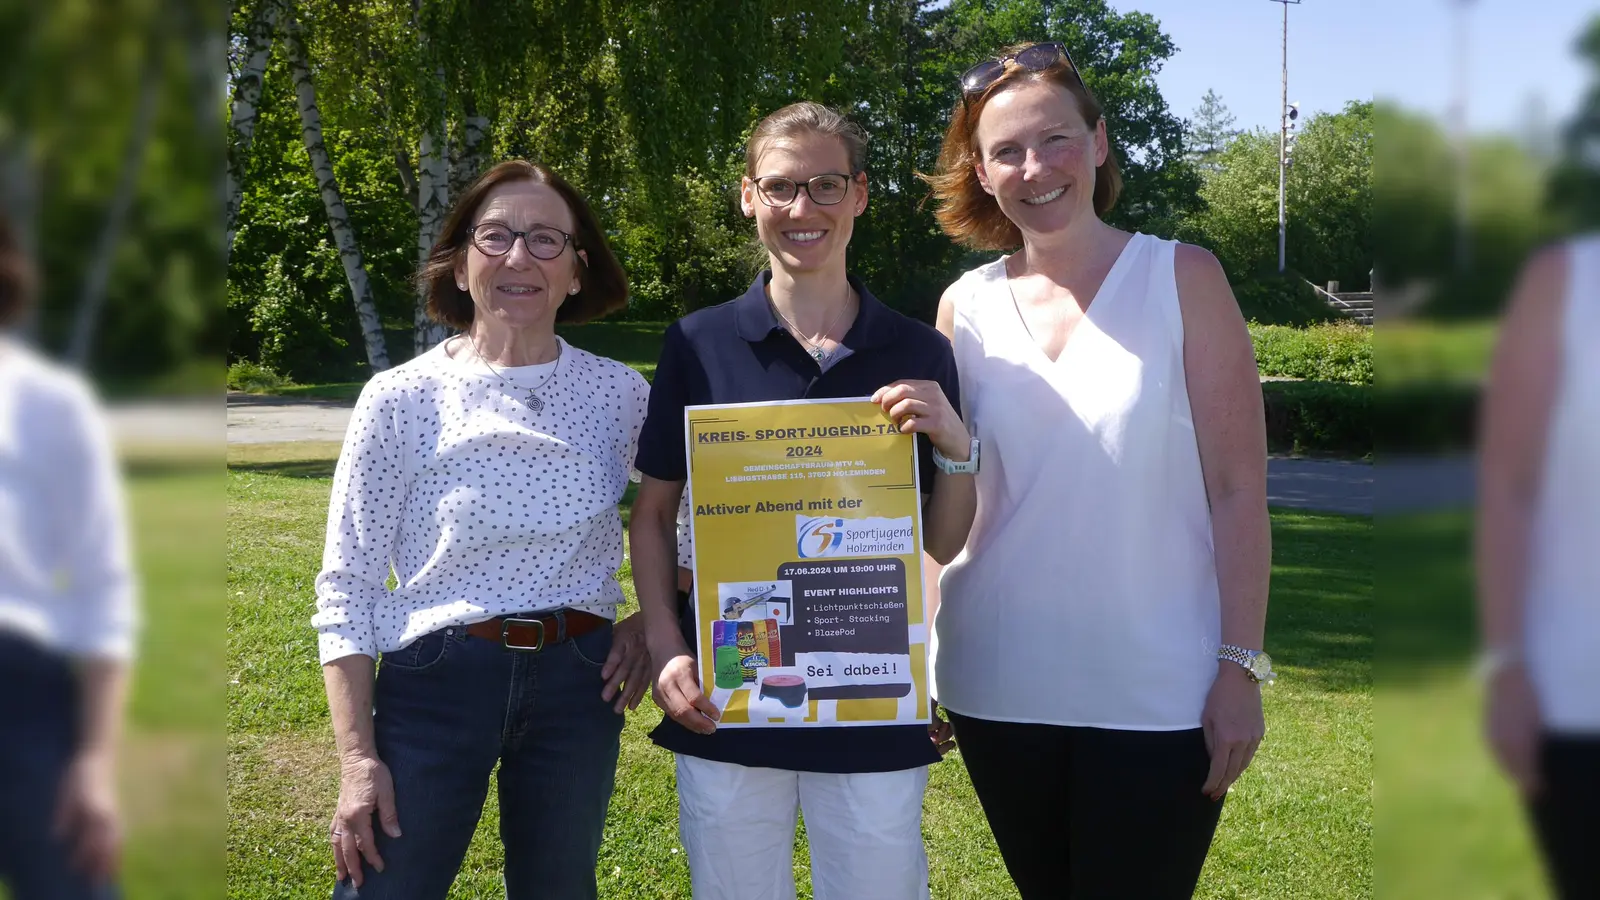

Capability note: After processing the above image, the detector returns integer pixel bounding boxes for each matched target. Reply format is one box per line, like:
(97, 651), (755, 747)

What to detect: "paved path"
(224, 393), (354, 444)
(1375, 455), (1475, 514)
(1265, 457), (1372, 516)
(219, 393), (1404, 514)
(108, 400), (220, 448)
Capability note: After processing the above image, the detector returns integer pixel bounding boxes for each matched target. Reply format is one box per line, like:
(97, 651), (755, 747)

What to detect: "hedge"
(1262, 381), (1371, 458)
(1257, 380), (1477, 458)
(1250, 322), (1372, 385)
(1374, 381), (1479, 454)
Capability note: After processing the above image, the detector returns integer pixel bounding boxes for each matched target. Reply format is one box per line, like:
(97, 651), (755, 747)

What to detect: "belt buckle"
(500, 617), (547, 652)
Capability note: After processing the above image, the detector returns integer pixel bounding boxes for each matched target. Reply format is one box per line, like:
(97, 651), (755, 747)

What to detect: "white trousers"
(674, 754), (931, 900)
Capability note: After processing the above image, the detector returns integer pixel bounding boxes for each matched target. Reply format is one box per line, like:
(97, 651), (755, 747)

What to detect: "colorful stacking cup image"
(711, 621), (744, 689)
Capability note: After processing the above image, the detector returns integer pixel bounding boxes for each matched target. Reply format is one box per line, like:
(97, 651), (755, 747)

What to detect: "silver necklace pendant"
(811, 346), (828, 362)
(466, 334), (561, 414)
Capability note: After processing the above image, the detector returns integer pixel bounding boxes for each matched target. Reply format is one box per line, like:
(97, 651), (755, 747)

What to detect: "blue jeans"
(332, 618), (625, 900)
(0, 633), (118, 900)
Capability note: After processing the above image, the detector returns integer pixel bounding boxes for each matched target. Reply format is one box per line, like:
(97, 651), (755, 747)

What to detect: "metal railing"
(1304, 280), (1373, 324)
(1305, 280), (1357, 312)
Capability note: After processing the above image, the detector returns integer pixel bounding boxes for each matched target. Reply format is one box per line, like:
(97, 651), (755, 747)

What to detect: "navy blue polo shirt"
(635, 271), (960, 774)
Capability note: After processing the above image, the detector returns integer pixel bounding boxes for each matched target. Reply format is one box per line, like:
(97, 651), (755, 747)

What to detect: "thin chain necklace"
(468, 336), (562, 412)
(772, 289), (855, 363)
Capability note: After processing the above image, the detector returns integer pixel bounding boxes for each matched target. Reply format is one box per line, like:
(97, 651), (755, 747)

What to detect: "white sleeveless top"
(1525, 234), (1600, 734)
(930, 233), (1221, 729)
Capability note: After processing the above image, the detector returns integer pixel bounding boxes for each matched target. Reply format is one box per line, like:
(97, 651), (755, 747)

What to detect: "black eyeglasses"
(751, 173), (854, 208)
(959, 42), (1087, 99)
(468, 223), (575, 260)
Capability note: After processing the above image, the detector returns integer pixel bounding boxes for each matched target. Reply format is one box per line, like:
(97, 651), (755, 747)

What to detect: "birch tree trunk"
(185, 0), (228, 270)
(393, 141), (418, 213)
(66, 62), (160, 366)
(448, 102), (488, 201)
(225, 0), (279, 264)
(410, 103), (487, 357)
(412, 64), (452, 357)
(284, 13), (390, 371)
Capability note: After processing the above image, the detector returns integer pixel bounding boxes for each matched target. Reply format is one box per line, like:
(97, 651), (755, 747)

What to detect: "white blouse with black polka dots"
(312, 338), (650, 665)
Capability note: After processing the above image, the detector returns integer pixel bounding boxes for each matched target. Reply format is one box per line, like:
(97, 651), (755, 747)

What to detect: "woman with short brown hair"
(417, 159), (630, 329)
(315, 160), (651, 899)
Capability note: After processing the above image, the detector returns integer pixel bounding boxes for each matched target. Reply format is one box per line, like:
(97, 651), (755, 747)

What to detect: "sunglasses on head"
(959, 42), (1087, 100)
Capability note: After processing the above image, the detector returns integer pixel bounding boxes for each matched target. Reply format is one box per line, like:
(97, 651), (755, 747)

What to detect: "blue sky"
(1119, 0), (1595, 136)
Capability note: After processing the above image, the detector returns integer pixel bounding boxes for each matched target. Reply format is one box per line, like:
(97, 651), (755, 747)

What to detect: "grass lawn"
(225, 442), (1371, 898)
(1375, 512), (1550, 899)
(111, 453), (226, 899)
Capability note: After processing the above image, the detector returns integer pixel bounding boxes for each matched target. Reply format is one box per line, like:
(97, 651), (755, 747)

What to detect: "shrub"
(1375, 382), (1479, 454)
(226, 360), (290, 393)
(1251, 322), (1373, 385)
(248, 254), (365, 383)
(1262, 381), (1371, 457)
(1232, 274), (1342, 326)
(1375, 319), (1497, 385)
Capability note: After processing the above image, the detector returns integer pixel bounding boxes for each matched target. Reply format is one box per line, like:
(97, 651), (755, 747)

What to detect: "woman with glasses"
(924, 43), (1271, 898)
(313, 159), (654, 899)
(629, 101), (975, 900)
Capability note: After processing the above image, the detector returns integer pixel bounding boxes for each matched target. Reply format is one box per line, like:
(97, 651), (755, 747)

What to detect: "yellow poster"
(685, 398), (931, 728)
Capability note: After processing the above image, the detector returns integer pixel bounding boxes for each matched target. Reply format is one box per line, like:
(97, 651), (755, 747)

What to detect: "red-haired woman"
(925, 43), (1272, 899)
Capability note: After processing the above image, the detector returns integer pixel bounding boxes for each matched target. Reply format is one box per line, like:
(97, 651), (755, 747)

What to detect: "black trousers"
(1531, 735), (1600, 900)
(947, 711), (1224, 900)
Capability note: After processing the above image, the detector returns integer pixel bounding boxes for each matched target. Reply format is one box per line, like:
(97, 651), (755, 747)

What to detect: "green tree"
(1183, 101), (1372, 292)
(5, 0), (224, 385)
(1546, 13), (1600, 231)
(1186, 88), (1237, 169)
(228, 46), (417, 382)
(1374, 104), (1554, 318)
(225, 0), (1208, 376)
(1180, 129), (1279, 283)
(1287, 100), (1372, 290)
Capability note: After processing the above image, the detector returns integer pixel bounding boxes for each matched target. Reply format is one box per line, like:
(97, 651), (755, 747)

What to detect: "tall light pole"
(1451, 0), (1475, 273)
(1270, 0), (1302, 274)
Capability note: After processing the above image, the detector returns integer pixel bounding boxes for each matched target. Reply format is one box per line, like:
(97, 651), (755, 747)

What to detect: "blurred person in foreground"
(312, 160), (654, 899)
(1478, 235), (1600, 899)
(0, 213), (135, 898)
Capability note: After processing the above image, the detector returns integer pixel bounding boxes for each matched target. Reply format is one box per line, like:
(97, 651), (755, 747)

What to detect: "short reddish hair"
(417, 160), (628, 329)
(0, 214), (34, 328)
(926, 43), (1123, 250)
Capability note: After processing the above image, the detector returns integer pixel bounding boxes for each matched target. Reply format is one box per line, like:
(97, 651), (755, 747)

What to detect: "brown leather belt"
(463, 609), (609, 652)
